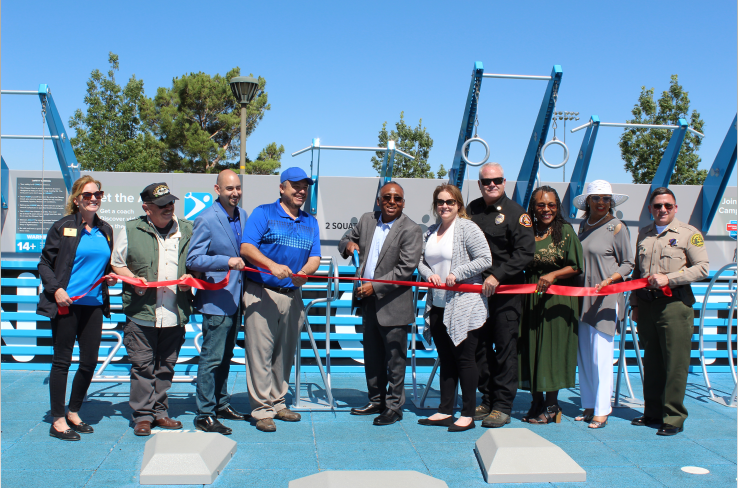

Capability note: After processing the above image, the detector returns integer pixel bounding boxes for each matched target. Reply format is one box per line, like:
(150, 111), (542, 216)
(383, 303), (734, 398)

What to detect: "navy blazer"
(186, 202), (247, 316)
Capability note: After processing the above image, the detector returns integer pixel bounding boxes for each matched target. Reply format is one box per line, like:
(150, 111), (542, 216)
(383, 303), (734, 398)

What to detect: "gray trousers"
(243, 281), (304, 420)
(123, 319), (185, 423)
(362, 298), (407, 414)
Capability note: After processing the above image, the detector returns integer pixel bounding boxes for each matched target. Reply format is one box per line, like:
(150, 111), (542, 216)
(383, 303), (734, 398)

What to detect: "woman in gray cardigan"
(573, 180), (634, 429)
(417, 184), (492, 432)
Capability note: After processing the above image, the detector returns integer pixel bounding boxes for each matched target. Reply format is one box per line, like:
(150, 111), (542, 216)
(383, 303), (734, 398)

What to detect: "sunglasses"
(589, 195), (612, 203)
(79, 191), (104, 201)
(435, 199), (457, 207)
(652, 203), (675, 210)
(536, 203), (558, 210)
(480, 177), (504, 187)
(381, 194), (404, 203)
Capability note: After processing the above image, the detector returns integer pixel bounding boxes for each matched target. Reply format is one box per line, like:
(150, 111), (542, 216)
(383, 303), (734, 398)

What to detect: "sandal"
(588, 419), (607, 429)
(528, 405), (562, 425)
(522, 401), (544, 423)
(575, 411), (594, 423)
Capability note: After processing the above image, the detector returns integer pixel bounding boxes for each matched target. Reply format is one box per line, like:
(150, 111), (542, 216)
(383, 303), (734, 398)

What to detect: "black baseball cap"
(141, 183), (179, 206)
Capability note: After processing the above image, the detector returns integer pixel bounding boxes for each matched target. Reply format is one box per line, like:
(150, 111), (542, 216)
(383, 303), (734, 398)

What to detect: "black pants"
(475, 293), (521, 415)
(362, 298), (408, 414)
(430, 307), (481, 417)
(49, 305), (104, 418)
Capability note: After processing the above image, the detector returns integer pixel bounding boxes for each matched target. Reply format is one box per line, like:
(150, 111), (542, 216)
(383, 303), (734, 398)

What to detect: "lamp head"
(229, 76), (259, 105)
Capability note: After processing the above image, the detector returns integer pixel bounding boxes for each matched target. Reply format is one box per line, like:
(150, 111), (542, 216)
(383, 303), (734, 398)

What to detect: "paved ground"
(1, 370), (736, 487)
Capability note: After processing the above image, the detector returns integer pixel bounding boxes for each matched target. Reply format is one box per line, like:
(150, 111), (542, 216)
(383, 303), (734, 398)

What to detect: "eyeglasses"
(536, 203), (558, 210)
(381, 194), (404, 203)
(652, 203), (675, 210)
(79, 191), (104, 201)
(480, 177), (504, 187)
(589, 195), (612, 203)
(154, 201), (174, 209)
(435, 199), (457, 207)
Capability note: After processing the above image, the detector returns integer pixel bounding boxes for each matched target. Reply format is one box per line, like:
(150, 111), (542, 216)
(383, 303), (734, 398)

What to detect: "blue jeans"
(196, 312), (241, 417)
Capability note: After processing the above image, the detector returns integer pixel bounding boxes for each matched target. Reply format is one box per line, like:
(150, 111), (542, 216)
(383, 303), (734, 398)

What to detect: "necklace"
(534, 225), (551, 238)
(586, 214), (608, 227)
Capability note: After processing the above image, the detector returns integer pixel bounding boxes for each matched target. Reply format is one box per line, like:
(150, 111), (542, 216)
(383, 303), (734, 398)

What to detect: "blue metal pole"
(513, 65), (563, 209)
(38, 84), (80, 192)
(308, 138), (320, 215)
(1, 156), (9, 209)
(701, 115), (738, 232)
(649, 118), (689, 193)
(567, 116), (600, 218)
(448, 62), (484, 191)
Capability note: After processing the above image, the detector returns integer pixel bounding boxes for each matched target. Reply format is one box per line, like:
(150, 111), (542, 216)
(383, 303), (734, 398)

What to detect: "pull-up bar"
(291, 138), (414, 215)
(1, 135), (60, 140)
(482, 73), (552, 81)
(571, 120), (705, 139)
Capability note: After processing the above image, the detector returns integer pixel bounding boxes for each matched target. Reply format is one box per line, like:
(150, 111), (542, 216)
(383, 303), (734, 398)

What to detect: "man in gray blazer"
(186, 170), (249, 434)
(339, 182), (423, 425)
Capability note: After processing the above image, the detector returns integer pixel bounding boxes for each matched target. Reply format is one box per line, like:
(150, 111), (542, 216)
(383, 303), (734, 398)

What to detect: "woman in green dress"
(519, 186), (583, 424)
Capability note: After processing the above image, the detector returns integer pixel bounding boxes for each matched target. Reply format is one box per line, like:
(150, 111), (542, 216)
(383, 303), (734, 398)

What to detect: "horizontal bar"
(1, 90), (39, 95)
(571, 122), (705, 138)
(291, 146), (312, 156)
(1, 135), (59, 140)
(482, 73), (551, 80)
(688, 127), (706, 138)
(292, 145), (415, 159)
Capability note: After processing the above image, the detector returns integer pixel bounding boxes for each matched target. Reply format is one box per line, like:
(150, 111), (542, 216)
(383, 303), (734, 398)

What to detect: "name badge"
(63, 228), (78, 237)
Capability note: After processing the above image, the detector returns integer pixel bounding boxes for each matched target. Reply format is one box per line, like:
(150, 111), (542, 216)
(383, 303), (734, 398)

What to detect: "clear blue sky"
(2, 0), (736, 185)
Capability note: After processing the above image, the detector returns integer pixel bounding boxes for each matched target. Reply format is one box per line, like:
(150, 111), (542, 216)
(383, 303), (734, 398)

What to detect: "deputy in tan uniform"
(630, 187), (709, 436)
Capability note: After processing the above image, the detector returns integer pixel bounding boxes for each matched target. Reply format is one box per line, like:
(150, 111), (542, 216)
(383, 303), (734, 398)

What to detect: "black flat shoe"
(195, 416), (232, 435)
(656, 423), (683, 436)
(49, 425), (80, 441)
(215, 405), (249, 421)
(67, 419), (94, 434)
(631, 415), (660, 426)
(448, 420), (476, 432)
(373, 409), (402, 426)
(418, 416), (455, 427)
(351, 403), (384, 416)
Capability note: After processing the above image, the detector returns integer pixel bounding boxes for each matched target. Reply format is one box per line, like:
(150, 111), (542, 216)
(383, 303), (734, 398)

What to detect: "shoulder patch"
(690, 233), (704, 247)
(519, 214), (532, 227)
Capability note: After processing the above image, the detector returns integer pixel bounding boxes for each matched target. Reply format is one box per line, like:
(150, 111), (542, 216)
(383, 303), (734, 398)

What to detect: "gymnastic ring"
(539, 139), (569, 169)
(460, 137), (490, 167)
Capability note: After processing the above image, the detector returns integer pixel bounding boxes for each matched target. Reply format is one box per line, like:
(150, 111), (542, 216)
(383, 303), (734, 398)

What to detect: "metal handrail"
(698, 263), (738, 403)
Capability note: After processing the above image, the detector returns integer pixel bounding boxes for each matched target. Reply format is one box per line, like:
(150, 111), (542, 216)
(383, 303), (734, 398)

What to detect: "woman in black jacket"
(37, 176), (116, 441)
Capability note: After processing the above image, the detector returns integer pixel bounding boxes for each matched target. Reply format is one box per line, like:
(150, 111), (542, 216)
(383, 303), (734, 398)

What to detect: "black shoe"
(656, 423), (683, 436)
(49, 425), (80, 441)
(67, 417), (94, 434)
(215, 405), (249, 421)
(473, 404), (491, 421)
(448, 420), (476, 432)
(631, 415), (661, 426)
(373, 409), (402, 426)
(195, 416), (232, 435)
(351, 403), (384, 416)
(418, 416), (455, 427)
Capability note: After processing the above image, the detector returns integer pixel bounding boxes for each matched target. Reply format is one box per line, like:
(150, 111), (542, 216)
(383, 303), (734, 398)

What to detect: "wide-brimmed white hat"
(572, 180), (629, 210)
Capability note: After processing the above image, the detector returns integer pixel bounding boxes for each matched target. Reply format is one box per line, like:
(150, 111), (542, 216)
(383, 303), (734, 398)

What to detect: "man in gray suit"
(339, 182), (423, 425)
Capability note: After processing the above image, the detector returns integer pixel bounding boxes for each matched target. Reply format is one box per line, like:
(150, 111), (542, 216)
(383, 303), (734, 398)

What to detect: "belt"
(260, 282), (297, 295)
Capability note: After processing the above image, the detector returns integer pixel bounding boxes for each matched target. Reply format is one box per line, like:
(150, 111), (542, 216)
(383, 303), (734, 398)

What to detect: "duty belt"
(260, 283), (297, 295)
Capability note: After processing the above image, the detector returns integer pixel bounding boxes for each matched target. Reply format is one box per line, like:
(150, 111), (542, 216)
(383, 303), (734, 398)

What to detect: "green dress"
(518, 224), (583, 392)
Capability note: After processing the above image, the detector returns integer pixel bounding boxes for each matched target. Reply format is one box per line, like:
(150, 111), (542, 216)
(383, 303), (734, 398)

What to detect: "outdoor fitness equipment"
(291, 138), (414, 215)
(448, 62), (563, 210)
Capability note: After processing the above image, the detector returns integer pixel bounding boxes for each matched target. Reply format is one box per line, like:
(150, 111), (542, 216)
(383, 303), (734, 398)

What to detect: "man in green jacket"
(111, 183), (194, 436)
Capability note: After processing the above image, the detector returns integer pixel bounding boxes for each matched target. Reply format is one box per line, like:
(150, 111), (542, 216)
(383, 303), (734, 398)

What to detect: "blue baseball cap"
(280, 167), (314, 185)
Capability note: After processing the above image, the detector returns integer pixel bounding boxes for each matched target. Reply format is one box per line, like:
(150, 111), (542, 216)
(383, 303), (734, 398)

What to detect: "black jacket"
(37, 213), (114, 319)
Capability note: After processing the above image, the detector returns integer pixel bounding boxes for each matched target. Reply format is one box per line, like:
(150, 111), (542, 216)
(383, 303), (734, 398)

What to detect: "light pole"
(554, 111), (580, 181)
(229, 76), (260, 175)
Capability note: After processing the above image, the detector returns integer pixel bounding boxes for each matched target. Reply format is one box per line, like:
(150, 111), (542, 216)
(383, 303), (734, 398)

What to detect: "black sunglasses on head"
(480, 177), (504, 187)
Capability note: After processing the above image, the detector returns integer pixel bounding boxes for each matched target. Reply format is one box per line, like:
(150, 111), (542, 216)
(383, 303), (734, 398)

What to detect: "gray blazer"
(418, 217), (492, 346)
(339, 212), (423, 327)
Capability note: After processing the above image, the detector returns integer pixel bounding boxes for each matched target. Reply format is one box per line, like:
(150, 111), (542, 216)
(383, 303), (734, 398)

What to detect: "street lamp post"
(229, 76), (260, 175)
(553, 111), (580, 181)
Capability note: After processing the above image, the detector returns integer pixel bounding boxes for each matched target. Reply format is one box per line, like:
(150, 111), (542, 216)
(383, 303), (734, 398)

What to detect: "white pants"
(577, 322), (614, 416)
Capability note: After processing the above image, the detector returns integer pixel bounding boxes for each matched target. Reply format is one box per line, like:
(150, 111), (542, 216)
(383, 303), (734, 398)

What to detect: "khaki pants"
(243, 280), (304, 419)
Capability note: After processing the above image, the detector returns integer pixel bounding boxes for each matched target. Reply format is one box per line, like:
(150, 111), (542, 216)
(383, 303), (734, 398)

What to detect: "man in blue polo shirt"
(240, 167), (321, 432)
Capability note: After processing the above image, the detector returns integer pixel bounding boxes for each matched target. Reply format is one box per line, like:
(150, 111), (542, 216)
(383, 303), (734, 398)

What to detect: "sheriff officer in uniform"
(468, 162), (535, 428)
(630, 187), (709, 436)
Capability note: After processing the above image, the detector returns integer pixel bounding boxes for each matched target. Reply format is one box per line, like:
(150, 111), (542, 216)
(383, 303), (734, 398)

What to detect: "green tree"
(619, 75), (706, 185)
(69, 53), (162, 172)
(146, 68), (271, 173)
(436, 164), (448, 179)
(371, 112), (435, 178)
(244, 142), (284, 175)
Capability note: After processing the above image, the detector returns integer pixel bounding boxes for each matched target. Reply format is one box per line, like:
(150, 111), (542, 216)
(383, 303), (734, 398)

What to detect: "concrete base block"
(474, 428), (586, 483)
(140, 432), (237, 485)
(289, 470), (448, 487)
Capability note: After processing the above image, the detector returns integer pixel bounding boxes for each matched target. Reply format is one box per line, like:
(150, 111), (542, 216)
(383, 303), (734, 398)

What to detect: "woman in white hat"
(573, 180), (634, 429)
